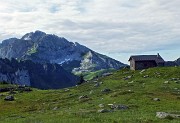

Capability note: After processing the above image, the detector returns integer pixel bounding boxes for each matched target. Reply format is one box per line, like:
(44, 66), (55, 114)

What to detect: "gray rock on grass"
(153, 98), (160, 101)
(156, 112), (180, 119)
(98, 109), (111, 113)
(164, 81), (169, 84)
(98, 104), (105, 108)
(79, 95), (88, 100)
(110, 104), (128, 110)
(94, 83), (100, 87)
(101, 88), (111, 93)
(4, 95), (14, 101)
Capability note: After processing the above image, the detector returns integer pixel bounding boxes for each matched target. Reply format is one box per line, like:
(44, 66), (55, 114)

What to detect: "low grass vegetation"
(0, 67), (179, 123)
(74, 68), (115, 81)
(27, 44), (37, 55)
(82, 69), (115, 80)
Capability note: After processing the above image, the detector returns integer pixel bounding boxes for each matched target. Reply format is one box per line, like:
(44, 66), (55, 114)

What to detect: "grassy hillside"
(0, 67), (179, 123)
(78, 68), (115, 81)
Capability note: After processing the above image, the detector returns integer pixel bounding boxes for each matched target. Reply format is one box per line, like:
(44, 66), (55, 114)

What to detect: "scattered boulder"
(0, 87), (13, 92)
(170, 78), (180, 81)
(153, 98), (160, 101)
(52, 107), (58, 111)
(79, 95), (88, 100)
(94, 83), (100, 87)
(175, 81), (180, 84)
(18, 85), (26, 89)
(110, 104), (128, 110)
(9, 91), (16, 94)
(98, 109), (111, 113)
(155, 72), (161, 75)
(140, 69), (146, 74)
(143, 75), (149, 78)
(89, 90), (93, 94)
(99, 82), (103, 84)
(101, 88), (111, 93)
(156, 112), (180, 119)
(0, 94), (4, 96)
(156, 112), (169, 119)
(127, 76), (132, 79)
(164, 81), (169, 84)
(128, 90), (133, 93)
(107, 104), (114, 106)
(17, 87), (32, 92)
(98, 104), (105, 108)
(24, 87), (32, 92)
(124, 75), (133, 80)
(174, 88), (178, 90)
(4, 95), (14, 101)
(93, 81), (98, 83)
(128, 81), (134, 84)
(64, 88), (70, 92)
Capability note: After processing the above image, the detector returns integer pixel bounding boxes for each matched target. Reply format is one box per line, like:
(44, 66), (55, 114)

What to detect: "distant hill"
(0, 30), (126, 73)
(0, 58), (78, 89)
(165, 57), (180, 66)
(175, 58), (180, 65)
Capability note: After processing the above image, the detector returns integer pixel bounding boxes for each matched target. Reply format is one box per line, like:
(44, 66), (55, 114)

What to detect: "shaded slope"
(0, 58), (78, 89)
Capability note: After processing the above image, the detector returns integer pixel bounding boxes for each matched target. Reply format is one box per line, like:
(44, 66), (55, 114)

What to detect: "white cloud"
(0, 0), (180, 61)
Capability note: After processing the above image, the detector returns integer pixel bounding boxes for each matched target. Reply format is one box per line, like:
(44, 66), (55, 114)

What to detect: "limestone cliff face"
(0, 58), (78, 89)
(0, 31), (126, 73)
(0, 69), (31, 86)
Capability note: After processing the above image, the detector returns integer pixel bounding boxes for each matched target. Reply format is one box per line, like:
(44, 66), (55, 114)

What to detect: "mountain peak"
(34, 30), (46, 36)
(21, 30), (46, 41)
(0, 31), (126, 73)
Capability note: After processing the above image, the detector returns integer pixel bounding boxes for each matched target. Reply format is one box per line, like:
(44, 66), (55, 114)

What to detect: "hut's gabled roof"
(128, 54), (165, 63)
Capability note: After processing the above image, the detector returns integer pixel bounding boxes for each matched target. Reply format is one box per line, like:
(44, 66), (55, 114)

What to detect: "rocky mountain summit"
(175, 58), (180, 65)
(0, 58), (78, 89)
(0, 30), (126, 73)
(165, 57), (180, 67)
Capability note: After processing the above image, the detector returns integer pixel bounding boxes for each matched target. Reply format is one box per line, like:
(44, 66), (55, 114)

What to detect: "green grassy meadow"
(0, 67), (180, 123)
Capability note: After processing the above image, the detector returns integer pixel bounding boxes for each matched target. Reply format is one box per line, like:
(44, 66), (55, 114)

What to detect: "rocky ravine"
(0, 30), (126, 73)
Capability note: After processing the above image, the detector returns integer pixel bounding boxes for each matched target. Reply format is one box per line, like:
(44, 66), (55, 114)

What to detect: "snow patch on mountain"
(23, 33), (32, 41)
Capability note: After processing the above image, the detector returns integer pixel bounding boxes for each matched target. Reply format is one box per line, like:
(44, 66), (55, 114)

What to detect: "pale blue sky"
(0, 0), (179, 64)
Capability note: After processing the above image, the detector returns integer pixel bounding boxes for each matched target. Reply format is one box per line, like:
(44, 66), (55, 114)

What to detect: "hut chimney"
(157, 53), (160, 58)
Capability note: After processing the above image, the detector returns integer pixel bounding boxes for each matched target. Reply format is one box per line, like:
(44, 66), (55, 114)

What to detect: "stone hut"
(128, 53), (165, 70)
